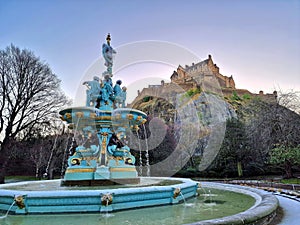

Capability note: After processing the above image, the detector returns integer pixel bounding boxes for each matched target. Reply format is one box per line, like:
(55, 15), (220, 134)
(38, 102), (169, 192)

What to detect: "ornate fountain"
(59, 34), (147, 185)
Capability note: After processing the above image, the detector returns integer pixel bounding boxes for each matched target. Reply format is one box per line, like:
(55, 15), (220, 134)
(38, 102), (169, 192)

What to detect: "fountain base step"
(61, 178), (140, 186)
(94, 166), (110, 180)
(62, 164), (140, 186)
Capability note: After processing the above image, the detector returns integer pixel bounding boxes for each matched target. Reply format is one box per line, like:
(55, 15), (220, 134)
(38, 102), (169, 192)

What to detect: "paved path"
(275, 194), (300, 225)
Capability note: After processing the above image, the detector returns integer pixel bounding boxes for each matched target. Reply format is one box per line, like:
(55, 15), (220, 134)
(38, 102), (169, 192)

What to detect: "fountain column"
(98, 132), (109, 166)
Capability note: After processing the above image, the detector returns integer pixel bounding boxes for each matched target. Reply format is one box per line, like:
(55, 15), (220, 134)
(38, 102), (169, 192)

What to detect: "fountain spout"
(14, 195), (25, 209)
(173, 187), (188, 205)
(101, 193), (113, 206)
(173, 187), (181, 199)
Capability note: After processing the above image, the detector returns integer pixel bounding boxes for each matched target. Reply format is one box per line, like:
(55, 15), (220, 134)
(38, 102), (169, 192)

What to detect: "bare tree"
(276, 89), (300, 114)
(29, 140), (46, 179)
(27, 132), (71, 180)
(244, 90), (300, 176)
(43, 124), (72, 180)
(0, 45), (70, 183)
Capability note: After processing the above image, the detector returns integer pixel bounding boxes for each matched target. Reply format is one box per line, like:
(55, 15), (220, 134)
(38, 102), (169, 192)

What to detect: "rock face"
(129, 56), (279, 174)
(131, 91), (237, 174)
(191, 93), (237, 171)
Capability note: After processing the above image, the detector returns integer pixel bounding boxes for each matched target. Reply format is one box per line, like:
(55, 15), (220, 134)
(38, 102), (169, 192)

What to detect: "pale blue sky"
(1, 0), (299, 102)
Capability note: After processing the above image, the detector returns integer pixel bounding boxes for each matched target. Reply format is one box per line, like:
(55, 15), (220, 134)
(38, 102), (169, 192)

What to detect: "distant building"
(130, 55), (277, 106)
(170, 54), (235, 91)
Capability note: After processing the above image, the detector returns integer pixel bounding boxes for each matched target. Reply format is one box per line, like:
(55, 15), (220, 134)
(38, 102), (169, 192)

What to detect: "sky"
(1, 0), (299, 104)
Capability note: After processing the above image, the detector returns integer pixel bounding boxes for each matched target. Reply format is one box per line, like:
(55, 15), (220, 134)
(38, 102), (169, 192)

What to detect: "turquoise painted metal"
(59, 34), (148, 185)
(59, 107), (147, 185)
(0, 177), (198, 214)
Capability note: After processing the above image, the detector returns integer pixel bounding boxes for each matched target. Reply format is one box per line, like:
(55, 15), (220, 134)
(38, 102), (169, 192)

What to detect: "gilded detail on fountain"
(173, 188), (181, 199)
(101, 193), (113, 206)
(14, 195), (25, 209)
(59, 34), (147, 186)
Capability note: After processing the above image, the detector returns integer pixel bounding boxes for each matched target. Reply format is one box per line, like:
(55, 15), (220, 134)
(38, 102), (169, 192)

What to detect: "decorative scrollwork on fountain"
(106, 128), (135, 165)
(65, 113), (72, 119)
(71, 158), (81, 166)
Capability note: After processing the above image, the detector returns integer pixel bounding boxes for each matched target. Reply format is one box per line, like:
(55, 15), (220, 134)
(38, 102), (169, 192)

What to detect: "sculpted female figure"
(102, 33), (116, 75)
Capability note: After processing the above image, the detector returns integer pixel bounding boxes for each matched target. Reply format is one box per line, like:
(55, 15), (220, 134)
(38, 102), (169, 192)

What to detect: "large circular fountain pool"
(0, 179), (278, 225)
(1, 187), (255, 225)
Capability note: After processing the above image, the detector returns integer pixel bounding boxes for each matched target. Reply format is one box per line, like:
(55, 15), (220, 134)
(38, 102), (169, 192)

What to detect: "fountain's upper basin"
(59, 107), (147, 130)
(0, 177), (197, 215)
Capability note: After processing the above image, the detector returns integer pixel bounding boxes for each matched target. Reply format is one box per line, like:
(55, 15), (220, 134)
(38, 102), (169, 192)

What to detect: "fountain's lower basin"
(0, 177), (197, 214)
(0, 181), (279, 225)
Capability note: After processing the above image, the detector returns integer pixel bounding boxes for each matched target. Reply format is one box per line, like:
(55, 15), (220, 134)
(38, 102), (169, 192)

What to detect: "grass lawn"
(4, 175), (58, 183)
(280, 178), (300, 184)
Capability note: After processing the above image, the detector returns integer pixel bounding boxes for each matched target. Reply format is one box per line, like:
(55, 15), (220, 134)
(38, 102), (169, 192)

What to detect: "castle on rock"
(131, 55), (277, 105)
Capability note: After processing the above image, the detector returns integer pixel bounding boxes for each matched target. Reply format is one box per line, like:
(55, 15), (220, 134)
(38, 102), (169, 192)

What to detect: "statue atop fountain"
(59, 34), (147, 186)
(102, 33), (116, 76)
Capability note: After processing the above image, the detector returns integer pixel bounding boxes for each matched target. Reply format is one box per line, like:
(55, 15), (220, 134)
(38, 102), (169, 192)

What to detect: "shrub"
(242, 93), (251, 100)
(143, 96), (151, 102)
(231, 91), (241, 101)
